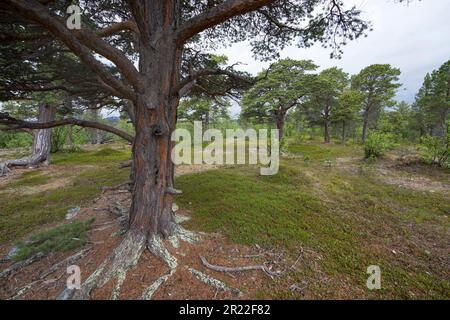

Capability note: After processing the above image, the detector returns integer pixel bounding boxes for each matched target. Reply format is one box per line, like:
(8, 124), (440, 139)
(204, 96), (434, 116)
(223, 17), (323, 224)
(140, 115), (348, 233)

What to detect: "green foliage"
(363, 132), (396, 159)
(377, 101), (416, 141)
(116, 119), (135, 136)
(242, 59), (317, 125)
(413, 60), (450, 138)
(8, 171), (50, 188)
(13, 218), (95, 261)
(352, 64), (401, 107)
(352, 64), (401, 140)
(420, 135), (449, 168)
(0, 131), (32, 148)
(178, 97), (230, 126)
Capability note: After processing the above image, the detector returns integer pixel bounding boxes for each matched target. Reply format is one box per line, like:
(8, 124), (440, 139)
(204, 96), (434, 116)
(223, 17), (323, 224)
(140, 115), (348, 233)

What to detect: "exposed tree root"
(119, 160), (132, 169)
(188, 267), (241, 296)
(0, 154), (49, 176)
(6, 248), (92, 300)
(8, 279), (42, 300)
(0, 162), (12, 176)
(141, 224), (196, 300)
(39, 248), (91, 279)
(62, 212), (245, 300)
(200, 255), (283, 277)
(0, 252), (45, 280)
(71, 230), (146, 300)
(101, 181), (131, 193)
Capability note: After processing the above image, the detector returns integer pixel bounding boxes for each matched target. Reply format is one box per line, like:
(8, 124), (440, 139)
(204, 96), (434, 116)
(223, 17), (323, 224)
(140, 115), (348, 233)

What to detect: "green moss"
(13, 218), (95, 261)
(52, 146), (130, 165)
(7, 170), (50, 187)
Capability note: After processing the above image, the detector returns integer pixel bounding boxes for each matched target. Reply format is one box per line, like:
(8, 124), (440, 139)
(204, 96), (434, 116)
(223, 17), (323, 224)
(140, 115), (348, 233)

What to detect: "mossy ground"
(0, 144), (130, 243)
(176, 140), (449, 299)
(0, 141), (448, 299)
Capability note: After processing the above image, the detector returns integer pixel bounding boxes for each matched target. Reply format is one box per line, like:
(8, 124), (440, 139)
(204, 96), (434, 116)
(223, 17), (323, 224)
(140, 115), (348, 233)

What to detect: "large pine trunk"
(127, 1), (181, 240)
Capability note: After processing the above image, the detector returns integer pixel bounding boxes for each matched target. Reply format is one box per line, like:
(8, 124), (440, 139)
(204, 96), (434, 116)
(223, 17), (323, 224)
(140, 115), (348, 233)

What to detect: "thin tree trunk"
(362, 111), (369, 144)
(275, 110), (285, 142)
(0, 104), (55, 174)
(89, 108), (102, 144)
(341, 121), (346, 144)
(66, 125), (73, 147)
(324, 120), (331, 144)
(31, 104), (55, 165)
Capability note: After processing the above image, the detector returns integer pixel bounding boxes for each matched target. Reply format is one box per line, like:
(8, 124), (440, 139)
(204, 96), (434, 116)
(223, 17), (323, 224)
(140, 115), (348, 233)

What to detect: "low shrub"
(419, 135), (449, 168)
(364, 132), (396, 159)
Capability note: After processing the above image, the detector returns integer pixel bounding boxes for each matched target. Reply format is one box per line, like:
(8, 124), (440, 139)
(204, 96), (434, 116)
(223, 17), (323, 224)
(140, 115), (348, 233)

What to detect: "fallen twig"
(199, 255), (283, 277)
(39, 247), (92, 279)
(0, 252), (45, 280)
(102, 181), (131, 193)
(119, 161), (132, 169)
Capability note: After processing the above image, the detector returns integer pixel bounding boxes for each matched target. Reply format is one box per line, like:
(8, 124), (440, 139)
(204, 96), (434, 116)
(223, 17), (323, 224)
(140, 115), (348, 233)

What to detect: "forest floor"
(0, 141), (448, 299)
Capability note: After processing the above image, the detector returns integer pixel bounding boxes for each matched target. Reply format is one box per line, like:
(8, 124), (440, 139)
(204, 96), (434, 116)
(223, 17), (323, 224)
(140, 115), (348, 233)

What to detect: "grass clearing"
(0, 144), (130, 243)
(176, 141), (450, 299)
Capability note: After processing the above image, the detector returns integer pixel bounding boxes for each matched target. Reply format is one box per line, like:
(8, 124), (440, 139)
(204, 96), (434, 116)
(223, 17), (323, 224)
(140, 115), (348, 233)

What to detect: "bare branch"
(175, 0), (274, 44)
(96, 20), (139, 38)
(0, 113), (134, 143)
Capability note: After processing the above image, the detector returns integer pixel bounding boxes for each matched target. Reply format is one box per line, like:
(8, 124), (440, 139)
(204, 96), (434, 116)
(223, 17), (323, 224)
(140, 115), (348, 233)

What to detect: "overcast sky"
(212, 0), (450, 115)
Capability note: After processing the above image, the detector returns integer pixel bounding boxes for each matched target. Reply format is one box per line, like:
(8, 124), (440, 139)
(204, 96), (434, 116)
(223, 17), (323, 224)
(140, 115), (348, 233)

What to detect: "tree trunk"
(66, 125), (73, 147)
(341, 121), (346, 144)
(439, 108), (448, 139)
(275, 110), (285, 142)
(127, 1), (182, 240)
(362, 111), (369, 144)
(31, 104), (55, 165)
(324, 120), (331, 144)
(89, 108), (102, 144)
(0, 104), (55, 175)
